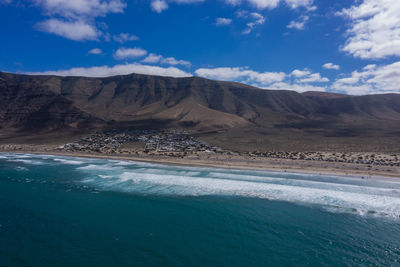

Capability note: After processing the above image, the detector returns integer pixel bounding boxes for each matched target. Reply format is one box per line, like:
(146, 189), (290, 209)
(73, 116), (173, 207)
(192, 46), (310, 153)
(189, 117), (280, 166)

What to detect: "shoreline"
(1, 149), (400, 180)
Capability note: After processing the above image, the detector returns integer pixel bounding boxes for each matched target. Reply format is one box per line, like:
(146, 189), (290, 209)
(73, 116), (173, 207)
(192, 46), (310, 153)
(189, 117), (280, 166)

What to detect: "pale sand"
(1, 145), (399, 179)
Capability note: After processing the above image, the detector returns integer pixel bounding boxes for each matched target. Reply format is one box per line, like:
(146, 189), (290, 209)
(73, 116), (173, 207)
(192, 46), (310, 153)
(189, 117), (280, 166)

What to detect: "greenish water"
(1, 153), (400, 266)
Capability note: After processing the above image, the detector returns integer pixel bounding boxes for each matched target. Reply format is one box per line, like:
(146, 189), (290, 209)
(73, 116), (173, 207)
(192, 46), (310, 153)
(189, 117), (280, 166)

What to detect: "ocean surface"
(1, 153), (400, 266)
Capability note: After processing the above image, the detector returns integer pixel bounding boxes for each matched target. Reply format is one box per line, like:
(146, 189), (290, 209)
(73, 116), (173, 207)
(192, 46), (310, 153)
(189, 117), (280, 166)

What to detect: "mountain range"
(1, 71), (400, 152)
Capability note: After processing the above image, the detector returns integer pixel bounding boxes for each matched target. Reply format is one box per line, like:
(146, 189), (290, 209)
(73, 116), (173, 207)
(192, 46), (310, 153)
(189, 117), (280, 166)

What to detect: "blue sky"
(0, 0), (400, 95)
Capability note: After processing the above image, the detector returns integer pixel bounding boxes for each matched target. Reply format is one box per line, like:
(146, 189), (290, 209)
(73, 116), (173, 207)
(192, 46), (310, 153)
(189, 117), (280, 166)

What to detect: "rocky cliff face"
(1, 71), (400, 134)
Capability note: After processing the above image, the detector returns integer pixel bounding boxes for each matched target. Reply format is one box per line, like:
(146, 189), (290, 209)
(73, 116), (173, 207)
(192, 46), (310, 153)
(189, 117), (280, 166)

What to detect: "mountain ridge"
(1, 71), (400, 152)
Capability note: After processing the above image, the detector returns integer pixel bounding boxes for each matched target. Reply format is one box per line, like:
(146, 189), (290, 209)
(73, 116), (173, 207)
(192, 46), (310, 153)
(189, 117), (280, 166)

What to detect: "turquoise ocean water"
(1, 153), (400, 266)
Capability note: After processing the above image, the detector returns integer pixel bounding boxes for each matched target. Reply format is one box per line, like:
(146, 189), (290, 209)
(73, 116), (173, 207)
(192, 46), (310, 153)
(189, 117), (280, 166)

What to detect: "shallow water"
(1, 153), (399, 266)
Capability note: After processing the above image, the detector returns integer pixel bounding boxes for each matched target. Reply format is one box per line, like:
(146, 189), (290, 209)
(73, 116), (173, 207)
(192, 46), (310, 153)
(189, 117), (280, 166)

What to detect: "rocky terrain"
(245, 151), (400, 167)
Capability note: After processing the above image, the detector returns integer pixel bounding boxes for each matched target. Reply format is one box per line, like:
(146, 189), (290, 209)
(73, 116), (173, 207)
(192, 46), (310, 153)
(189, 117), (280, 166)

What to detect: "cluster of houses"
(57, 129), (223, 154)
(58, 130), (136, 153)
(141, 131), (222, 153)
(55, 129), (399, 167)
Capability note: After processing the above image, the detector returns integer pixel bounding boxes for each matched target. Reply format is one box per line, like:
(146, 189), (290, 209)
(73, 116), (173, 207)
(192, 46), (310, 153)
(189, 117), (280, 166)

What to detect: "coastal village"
(57, 130), (224, 155)
(52, 129), (400, 168)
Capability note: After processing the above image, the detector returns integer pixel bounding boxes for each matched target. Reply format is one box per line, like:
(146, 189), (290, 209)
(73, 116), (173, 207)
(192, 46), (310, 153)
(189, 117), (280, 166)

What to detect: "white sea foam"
(6, 159), (45, 165)
(77, 162), (400, 218)
(98, 175), (114, 179)
(2, 153), (400, 218)
(52, 158), (85, 165)
(77, 164), (125, 171)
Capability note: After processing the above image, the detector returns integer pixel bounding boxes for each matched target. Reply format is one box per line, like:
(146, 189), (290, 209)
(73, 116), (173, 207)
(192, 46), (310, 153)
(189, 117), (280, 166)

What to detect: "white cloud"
(287, 15), (309, 30)
(339, 0), (400, 59)
(36, 19), (99, 41)
(241, 12), (266, 34)
(150, 0), (204, 13)
(290, 69), (311, 77)
(31, 0), (126, 18)
(173, 0), (204, 3)
(114, 47), (147, 59)
(215, 18), (232, 26)
(247, 0), (280, 9)
(151, 0), (168, 13)
(323, 63), (340, 70)
(195, 67), (286, 85)
(195, 66), (329, 92)
(297, 73), (329, 83)
(161, 57), (191, 67)
(331, 61), (400, 94)
(142, 53), (163, 64)
(226, 0), (313, 9)
(147, 0), (314, 14)
(113, 33), (139, 43)
(290, 69), (329, 83)
(88, 48), (102, 55)
(142, 53), (191, 67)
(284, 0), (313, 9)
(26, 63), (192, 78)
(31, 0), (126, 41)
(266, 82), (326, 92)
(225, 0), (241, 5)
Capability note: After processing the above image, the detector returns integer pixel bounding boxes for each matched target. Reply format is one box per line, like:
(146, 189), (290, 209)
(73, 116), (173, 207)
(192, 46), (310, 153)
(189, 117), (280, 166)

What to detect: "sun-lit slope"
(151, 97), (250, 131)
(1, 71), (400, 136)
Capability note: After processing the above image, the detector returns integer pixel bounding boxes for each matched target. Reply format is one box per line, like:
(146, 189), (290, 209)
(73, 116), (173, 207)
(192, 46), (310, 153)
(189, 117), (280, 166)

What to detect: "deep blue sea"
(1, 153), (400, 266)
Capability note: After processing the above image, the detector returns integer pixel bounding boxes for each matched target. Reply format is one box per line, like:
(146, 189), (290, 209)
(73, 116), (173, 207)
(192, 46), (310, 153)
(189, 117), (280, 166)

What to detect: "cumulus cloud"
(173, 0), (204, 3)
(148, 0), (314, 14)
(290, 69), (311, 77)
(339, 0), (400, 59)
(297, 73), (329, 83)
(323, 63), (340, 70)
(284, 0), (313, 9)
(151, 0), (168, 13)
(141, 54), (163, 64)
(141, 53), (191, 67)
(195, 66), (329, 92)
(150, 0), (204, 13)
(88, 48), (102, 55)
(226, 0), (313, 9)
(247, 0), (280, 9)
(287, 15), (309, 30)
(290, 69), (329, 83)
(26, 63), (192, 78)
(31, 0), (126, 41)
(225, 0), (241, 5)
(114, 47), (147, 59)
(331, 61), (400, 95)
(31, 0), (126, 18)
(215, 18), (232, 26)
(266, 82), (326, 92)
(113, 33), (139, 43)
(237, 11), (266, 34)
(195, 67), (286, 85)
(161, 57), (191, 67)
(36, 19), (99, 41)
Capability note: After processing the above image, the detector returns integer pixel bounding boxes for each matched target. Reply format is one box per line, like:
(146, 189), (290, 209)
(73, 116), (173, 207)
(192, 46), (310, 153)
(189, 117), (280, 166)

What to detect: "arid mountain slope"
(1, 71), (400, 151)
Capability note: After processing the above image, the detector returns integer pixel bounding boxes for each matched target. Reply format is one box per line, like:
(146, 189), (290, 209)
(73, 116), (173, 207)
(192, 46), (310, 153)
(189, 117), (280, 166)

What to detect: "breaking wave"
(75, 158), (400, 219)
(2, 152), (400, 218)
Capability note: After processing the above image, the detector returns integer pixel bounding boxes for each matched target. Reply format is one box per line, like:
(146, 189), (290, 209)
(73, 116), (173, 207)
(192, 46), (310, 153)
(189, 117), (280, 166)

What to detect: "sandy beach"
(1, 144), (399, 179)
